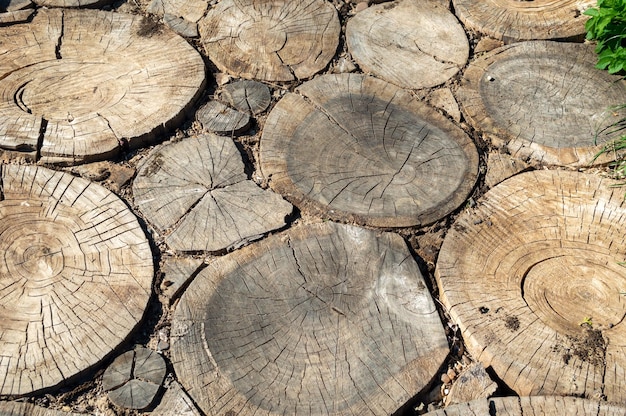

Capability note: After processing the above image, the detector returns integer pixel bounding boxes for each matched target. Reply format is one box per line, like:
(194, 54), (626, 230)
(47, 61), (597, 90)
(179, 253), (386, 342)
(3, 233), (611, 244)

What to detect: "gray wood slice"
(103, 347), (167, 410)
(196, 101), (250, 135)
(435, 170), (626, 402)
(0, 9), (205, 165)
(457, 41), (626, 167)
(346, 0), (468, 89)
(0, 402), (82, 415)
(425, 396), (626, 416)
(133, 134), (293, 252)
(199, 0), (340, 81)
(170, 221), (449, 416)
(152, 380), (202, 416)
(0, 164), (153, 396)
(260, 73), (479, 227)
(451, 0), (595, 42)
(222, 80), (271, 115)
(160, 257), (205, 304)
(148, 0), (207, 37)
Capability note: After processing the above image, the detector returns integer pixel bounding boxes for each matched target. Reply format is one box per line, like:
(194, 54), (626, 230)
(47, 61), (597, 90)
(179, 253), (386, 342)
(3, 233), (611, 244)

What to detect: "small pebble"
(441, 373), (451, 384)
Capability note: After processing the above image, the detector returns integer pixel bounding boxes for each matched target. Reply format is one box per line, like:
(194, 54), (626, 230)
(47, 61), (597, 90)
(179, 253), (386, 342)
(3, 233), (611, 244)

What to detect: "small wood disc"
(196, 101), (250, 135)
(260, 73), (479, 227)
(0, 9), (205, 165)
(346, 0), (469, 89)
(199, 0), (340, 81)
(0, 164), (153, 396)
(457, 41), (626, 167)
(436, 170), (626, 401)
(451, 0), (594, 42)
(222, 80), (271, 115)
(171, 221), (449, 415)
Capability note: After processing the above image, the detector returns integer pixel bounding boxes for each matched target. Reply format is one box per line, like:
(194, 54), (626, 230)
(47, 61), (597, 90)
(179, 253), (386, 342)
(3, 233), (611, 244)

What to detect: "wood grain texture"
(457, 41), (626, 167)
(133, 134), (292, 252)
(196, 101), (250, 135)
(199, 0), (340, 81)
(152, 380), (202, 416)
(435, 170), (626, 401)
(148, 0), (207, 37)
(171, 221), (449, 416)
(0, 9), (205, 165)
(260, 73), (479, 227)
(346, 0), (468, 89)
(0, 164), (153, 396)
(222, 80), (271, 115)
(0, 401), (82, 415)
(451, 0), (595, 42)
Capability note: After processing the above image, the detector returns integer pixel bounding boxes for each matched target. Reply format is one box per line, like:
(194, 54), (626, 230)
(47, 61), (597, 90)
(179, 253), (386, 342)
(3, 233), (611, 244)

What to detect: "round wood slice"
(170, 221), (449, 416)
(435, 170), (626, 401)
(0, 164), (153, 396)
(199, 0), (340, 81)
(196, 101), (250, 135)
(0, 9), (205, 165)
(133, 134), (293, 252)
(0, 401), (82, 415)
(346, 0), (468, 89)
(424, 396), (626, 416)
(260, 73), (479, 227)
(451, 0), (595, 42)
(148, 0), (207, 37)
(457, 41), (626, 167)
(222, 80), (271, 115)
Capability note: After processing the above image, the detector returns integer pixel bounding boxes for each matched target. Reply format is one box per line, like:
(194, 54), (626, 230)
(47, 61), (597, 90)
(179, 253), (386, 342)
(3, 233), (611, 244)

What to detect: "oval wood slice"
(0, 164), (153, 396)
(435, 170), (626, 401)
(148, 0), (207, 37)
(346, 0), (468, 89)
(451, 0), (594, 42)
(199, 0), (340, 81)
(170, 221), (449, 416)
(424, 396), (626, 416)
(457, 41), (626, 167)
(260, 73), (479, 227)
(196, 101), (250, 135)
(0, 9), (205, 165)
(133, 134), (293, 252)
(222, 80), (271, 115)
(0, 401), (82, 415)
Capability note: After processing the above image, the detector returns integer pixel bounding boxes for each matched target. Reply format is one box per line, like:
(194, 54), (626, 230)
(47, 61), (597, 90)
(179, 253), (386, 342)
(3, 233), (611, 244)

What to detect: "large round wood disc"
(346, 0), (468, 89)
(424, 396), (626, 416)
(457, 41), (626, 167)
(198, 0), (340, 81)
(0, 164), (153, 396)
(260, 73), (479, 227)
(0, 9), (205, 165)
(435, 170), (626, 401)
(451, 0), (594, 42)
(171, 221), (449, 415)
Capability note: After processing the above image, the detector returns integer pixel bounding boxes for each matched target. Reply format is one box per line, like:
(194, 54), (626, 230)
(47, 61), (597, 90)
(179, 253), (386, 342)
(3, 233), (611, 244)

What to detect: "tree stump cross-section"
(0, 164), (153, 396)
(170, 221), (449, 415)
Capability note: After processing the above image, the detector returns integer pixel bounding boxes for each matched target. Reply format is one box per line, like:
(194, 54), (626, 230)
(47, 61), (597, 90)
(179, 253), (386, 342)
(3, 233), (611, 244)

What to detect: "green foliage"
(584, 0), (626, 73)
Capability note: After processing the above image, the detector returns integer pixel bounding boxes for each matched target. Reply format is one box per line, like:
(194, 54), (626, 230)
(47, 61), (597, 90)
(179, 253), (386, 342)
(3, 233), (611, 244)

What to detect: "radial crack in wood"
(170, 221), (449, 415)
(0, 9), (205, 165)
(133, 134), (293, 252)
(452, 0), (595, 42)
(457, 41), (626, 167)
(0, 164), (153, 396)
(435, 170), (626, 401)
(222, 80), (272, 115)
(260, 73), (479, 227)
(196, 101), (251, 135)
(346, 0), (468, 89)
(199, 0), (340, 81)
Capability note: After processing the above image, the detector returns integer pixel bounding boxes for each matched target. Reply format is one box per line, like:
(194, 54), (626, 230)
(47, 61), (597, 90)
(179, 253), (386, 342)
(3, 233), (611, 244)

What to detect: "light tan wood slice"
(148, 0), (207, 37)
(133, 134), (292, 252)
(199, 0), (340, 81)
(0, 9), (205, 165)
(196, 101), (250, 135)
(103, 347), (166, 410)
(33, 0), (112, 8)
(260, 73), (479, 227)
(159, 257), (204, 304)
(346, 0), (468, 89)
(163, 14), (198, 38)
(0, 8), (32, 24)
(425, 396), (626, 415)
(483, 151), (530, 189)
(222, 80), (271, 115)
(457, 41), (626, 167)
(0, 401), (82, 415)
(170, 221), (449, 416)
(427, 88), (461, 123)
(152, 380), (202, 416)
(435, 170), (626, 401)
(451, 0), (595, 42)
(0, 164), (153, 396)
(444, 362), (497, 406)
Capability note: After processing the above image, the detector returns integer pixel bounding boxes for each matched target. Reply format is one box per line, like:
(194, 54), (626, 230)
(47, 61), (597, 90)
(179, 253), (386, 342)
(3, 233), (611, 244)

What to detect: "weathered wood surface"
(451, 0), (595, 42)
(152, 381), (201, 416)
(0, 9), (205, 165)
(196, 101), (250, 135)
(199, 0), (340, 81)
(260, 73), (479, 227)
(346, 0), (468, 89)
(0, 164), (153, 396)
(0, 401), (82, 415)
(159, 257), (204, 304)
(436, 170), (626, 401)
(103, 347), (166, 410)
(483, 151), (530, 189)
(32, 0), (112, 8)
(133, 134), (292, 252)
(171, 221), (449, 415)
(148, 0), (207, 37)
(457, 41), (626, 167)
(444, 363), (497, 406)
(222, 80), (271, 115)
